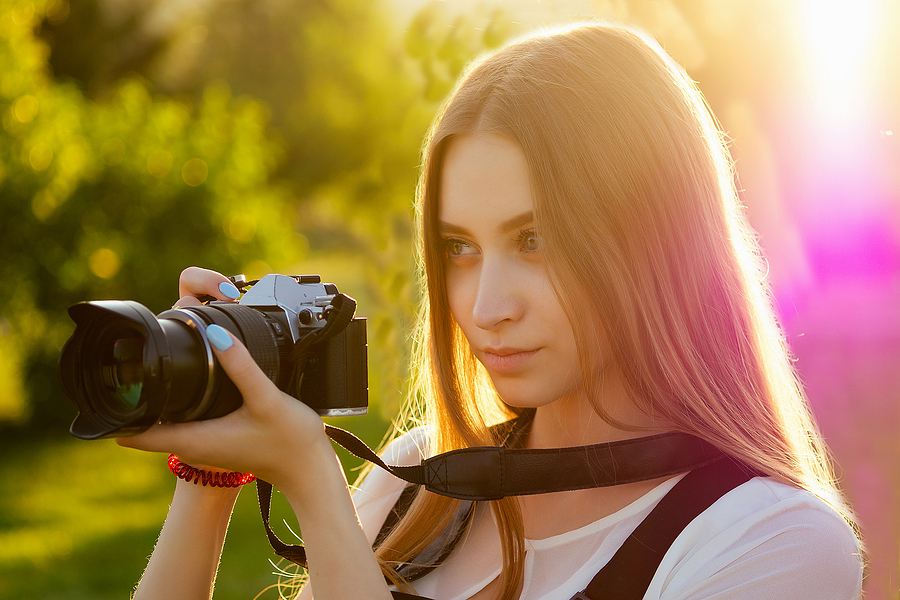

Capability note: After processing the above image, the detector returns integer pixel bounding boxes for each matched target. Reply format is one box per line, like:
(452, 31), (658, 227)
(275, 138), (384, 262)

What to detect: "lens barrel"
(59, 301), (291, 439)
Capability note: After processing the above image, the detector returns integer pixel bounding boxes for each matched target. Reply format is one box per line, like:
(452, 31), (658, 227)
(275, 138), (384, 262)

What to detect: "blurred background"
(0, 0), (897, 598)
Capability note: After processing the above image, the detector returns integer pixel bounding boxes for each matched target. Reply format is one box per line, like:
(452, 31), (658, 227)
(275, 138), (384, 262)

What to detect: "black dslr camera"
(58, 274), (368, 440)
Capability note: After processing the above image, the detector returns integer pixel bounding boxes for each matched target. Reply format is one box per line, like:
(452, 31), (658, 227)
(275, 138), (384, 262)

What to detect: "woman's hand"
(121, 266), (392, 600)
(117, 327), (328, 488)
(116, 266), (331, 495)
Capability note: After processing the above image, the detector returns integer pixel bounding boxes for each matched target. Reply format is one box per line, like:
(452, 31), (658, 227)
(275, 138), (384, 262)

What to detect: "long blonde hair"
(370, 22), (856, 599)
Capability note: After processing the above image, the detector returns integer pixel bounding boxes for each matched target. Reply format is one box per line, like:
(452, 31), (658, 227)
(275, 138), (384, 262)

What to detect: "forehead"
(438, 134), (534, 226)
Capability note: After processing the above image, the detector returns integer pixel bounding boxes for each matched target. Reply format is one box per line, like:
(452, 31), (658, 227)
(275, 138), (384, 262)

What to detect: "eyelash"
(515, 228), (540, 253)
(442, 238), (470, 258)
(435, 236), (470, 260)
(438, 229), (540, 259)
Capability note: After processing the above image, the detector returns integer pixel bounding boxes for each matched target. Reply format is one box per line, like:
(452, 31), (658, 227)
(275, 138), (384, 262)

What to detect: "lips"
(480, 347), (539, 374)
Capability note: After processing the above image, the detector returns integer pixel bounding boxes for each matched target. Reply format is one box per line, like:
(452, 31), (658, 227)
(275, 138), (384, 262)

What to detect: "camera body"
(59, 274), (368, 440)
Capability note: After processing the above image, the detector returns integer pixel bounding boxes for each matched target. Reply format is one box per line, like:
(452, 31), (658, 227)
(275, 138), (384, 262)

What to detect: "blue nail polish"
(219, 281), (240, 300)
(206, 324), (233, 351)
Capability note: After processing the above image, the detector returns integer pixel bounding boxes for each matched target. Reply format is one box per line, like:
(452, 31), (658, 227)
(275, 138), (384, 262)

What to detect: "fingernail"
(219, 281), (240, 299)
(206, 324), (233, 351)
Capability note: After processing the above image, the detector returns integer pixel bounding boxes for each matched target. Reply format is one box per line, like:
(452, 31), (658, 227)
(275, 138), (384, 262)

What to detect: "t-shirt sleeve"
(657, 479), (863, 600)
(351, 426), (430, 546)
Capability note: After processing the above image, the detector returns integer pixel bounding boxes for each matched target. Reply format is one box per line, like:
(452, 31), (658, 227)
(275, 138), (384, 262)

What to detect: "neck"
(527, 375), (672, 449)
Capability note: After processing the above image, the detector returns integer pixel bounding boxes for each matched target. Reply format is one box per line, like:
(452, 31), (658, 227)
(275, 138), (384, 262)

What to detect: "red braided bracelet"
(168, 454), (256, 487)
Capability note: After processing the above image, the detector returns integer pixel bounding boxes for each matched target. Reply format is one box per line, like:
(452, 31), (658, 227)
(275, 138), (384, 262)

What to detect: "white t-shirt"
(353, 428), (863, 600)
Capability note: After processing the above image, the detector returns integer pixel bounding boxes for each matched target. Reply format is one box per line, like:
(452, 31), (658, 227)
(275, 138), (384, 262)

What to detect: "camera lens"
(100, 331), (145, 410)
(60, 300), (291, 439)
(60, 274), (368, 439)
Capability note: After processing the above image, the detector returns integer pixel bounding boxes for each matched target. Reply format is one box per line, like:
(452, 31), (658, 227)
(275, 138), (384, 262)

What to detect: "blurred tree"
(147, 0), (516, 422)
(0, 0), (518, 436)
(37, 0), (166, 98)
(0, 0), (301, 432)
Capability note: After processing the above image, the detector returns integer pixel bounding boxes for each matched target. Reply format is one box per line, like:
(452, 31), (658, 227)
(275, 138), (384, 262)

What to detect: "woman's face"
(438, 133), (583, 409)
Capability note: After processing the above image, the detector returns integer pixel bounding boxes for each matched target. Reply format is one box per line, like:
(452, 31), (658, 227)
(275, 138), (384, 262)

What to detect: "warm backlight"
(801, 0), (881, 122)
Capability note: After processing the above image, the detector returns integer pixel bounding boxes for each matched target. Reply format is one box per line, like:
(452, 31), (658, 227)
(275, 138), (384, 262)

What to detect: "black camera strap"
(323, 425), (724, 499)
(384, 455), (758, 600)
(570, 456), (758, 600)
(256, 423), (726, 570)
(282, 291), (359, 402)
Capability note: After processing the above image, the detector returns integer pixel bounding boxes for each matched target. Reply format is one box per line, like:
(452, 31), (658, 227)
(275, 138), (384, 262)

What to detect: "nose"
(471, 258), (525, 330)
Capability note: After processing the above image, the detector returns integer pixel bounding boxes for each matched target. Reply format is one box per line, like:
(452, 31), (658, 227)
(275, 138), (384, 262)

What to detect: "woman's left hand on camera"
(116, 325), (333, 499)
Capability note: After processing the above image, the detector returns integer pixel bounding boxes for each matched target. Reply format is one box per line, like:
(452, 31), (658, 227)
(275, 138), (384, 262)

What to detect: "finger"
(205, 324), (280, 407)
(178, 266), (241, 302)
(116, 421), (239, 471)
(116, 421), (194, 455)
(171, 295), (203, 309)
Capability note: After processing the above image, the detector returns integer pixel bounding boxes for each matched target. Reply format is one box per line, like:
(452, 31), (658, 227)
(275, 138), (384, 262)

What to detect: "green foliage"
(0, 0), (304, 428)
(36, 0), (163, 98)
(170, 0), (415, 190)
(0, 435), (292, 598)
(405, 2), (514, 102)
(0, 0), (520, 430)
(0, 0), (519, 596)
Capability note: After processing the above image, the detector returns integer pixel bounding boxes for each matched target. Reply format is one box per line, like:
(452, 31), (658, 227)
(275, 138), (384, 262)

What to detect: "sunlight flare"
(801, 0), (881, 121)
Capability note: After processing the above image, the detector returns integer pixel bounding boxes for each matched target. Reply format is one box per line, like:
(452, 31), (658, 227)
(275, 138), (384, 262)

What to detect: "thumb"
(205, 324), (278, 403)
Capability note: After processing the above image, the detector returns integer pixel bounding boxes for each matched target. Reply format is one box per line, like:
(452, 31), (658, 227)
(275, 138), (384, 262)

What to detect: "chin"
(500, 398), (556, 411)
(493, 384), (565, 410)
(491, 376), (585, 412)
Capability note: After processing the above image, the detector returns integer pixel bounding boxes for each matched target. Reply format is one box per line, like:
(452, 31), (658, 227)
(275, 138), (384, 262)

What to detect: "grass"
(0, 411), (391, 599)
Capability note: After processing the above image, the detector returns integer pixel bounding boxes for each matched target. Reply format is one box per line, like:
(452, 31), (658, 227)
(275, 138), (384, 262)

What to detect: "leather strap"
(374, 484), (475, 583)
(385, 456), (758, 600)
(573, 456), (759, 600)
(257, 479), (309, 567)
(286, 293), (357, 365)
(257, 420), (726, 572)
(324, 425), (724, 500)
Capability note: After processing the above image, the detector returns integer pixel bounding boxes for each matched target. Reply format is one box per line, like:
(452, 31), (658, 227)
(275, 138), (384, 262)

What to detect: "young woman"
(119, 22), (863, 600)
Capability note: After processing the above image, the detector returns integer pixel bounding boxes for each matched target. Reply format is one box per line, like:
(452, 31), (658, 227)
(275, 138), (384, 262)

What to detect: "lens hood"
(60, 301), (175, 439)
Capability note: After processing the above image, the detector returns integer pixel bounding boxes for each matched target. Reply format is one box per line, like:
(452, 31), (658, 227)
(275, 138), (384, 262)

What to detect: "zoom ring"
(212, 304), (281, 383)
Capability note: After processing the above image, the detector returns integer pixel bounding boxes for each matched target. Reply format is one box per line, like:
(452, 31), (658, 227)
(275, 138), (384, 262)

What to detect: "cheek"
(445, 270), (473, 329)
(542, 289), (582, 367)
(534, 279), (568, 330)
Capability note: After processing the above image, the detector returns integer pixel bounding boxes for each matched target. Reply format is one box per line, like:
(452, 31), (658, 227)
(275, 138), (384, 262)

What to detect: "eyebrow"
(438, 210), (534, 236)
